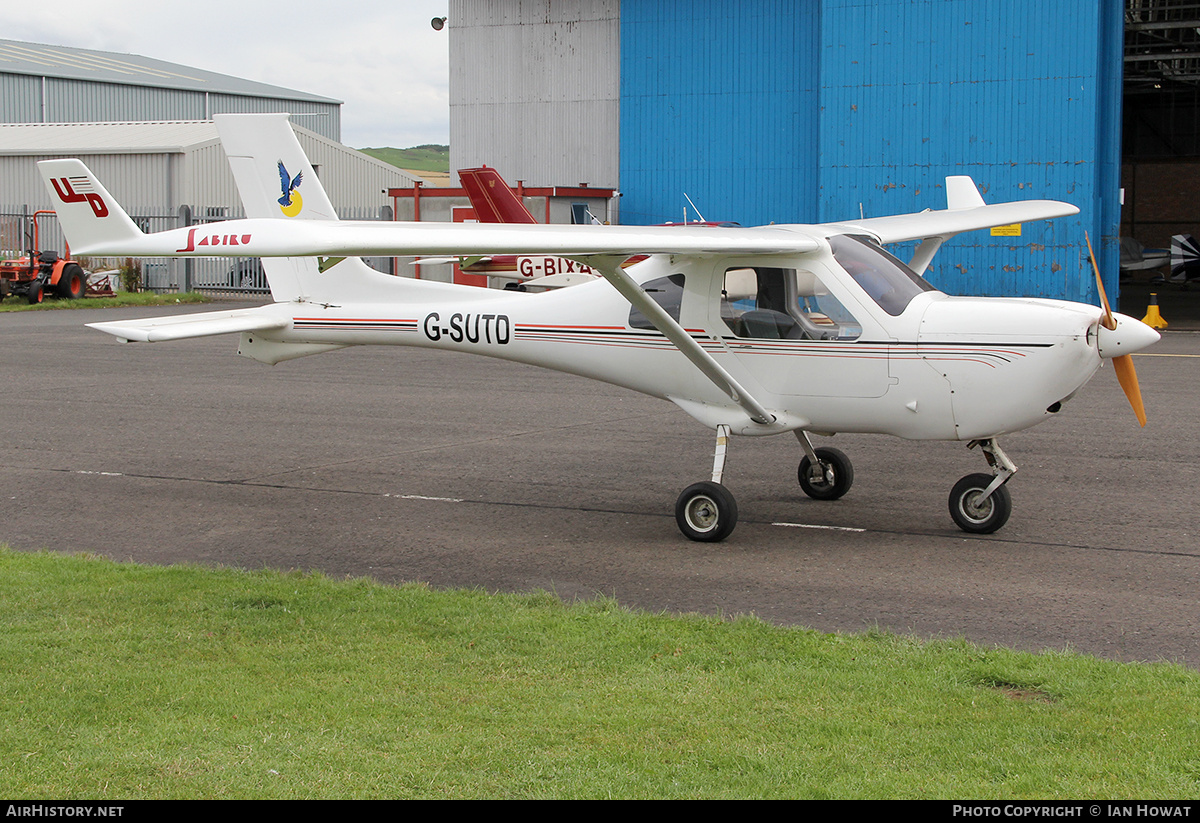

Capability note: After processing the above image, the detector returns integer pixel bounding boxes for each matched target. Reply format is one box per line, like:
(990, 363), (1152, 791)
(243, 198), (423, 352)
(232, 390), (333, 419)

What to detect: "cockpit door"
(716, 262), (892, 399)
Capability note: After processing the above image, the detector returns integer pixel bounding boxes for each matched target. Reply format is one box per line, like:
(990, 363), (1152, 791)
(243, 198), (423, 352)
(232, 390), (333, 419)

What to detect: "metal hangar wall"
(0, 39), (342, 142)
(617, 0), (1124, 303)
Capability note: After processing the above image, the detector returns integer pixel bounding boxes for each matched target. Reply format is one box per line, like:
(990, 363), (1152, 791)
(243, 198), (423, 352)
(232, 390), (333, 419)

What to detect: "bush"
(119, 258), (142, 293)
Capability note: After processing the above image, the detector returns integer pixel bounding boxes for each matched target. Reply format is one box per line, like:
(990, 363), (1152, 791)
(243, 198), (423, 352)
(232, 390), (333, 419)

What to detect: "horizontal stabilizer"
(87, 307), (289, 343)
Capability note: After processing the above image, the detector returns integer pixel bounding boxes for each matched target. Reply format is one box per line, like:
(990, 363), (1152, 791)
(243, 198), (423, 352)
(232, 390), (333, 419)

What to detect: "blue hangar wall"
(619, 0), (1124, 303)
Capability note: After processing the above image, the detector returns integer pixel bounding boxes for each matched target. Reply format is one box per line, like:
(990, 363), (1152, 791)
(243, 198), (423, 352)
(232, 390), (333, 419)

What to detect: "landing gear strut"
(675, 425), (738, 542)
(948, 438), (1015, 534)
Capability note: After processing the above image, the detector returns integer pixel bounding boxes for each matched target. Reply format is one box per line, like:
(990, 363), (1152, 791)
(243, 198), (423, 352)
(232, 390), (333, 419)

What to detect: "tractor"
(0, 210), (92, 304)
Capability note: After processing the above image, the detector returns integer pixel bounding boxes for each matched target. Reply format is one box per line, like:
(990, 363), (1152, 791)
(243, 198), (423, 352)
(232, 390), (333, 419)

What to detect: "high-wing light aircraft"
(40, 113), (1160, 541)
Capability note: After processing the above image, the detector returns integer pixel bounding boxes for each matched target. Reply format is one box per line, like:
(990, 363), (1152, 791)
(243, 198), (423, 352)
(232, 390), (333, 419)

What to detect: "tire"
(949, 473), (1012, 534)
(27, 281), (44, 305)
(675, 481), (738, 542)
(797, 447), (854, 500)
(56, 263), (86, 299)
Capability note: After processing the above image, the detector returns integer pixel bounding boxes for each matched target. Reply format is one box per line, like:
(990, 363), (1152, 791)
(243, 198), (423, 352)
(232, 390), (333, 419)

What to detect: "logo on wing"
(277, 160), (303, 217)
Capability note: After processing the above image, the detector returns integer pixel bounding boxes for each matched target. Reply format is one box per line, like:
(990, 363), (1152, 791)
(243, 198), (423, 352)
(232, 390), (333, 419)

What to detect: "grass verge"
(2, 547), (1197, 799)
(0, 292), (210, 313)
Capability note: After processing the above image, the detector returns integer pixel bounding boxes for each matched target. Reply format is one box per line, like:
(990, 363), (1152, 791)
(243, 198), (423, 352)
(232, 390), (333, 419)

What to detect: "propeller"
(1086, 232), (1153, 427)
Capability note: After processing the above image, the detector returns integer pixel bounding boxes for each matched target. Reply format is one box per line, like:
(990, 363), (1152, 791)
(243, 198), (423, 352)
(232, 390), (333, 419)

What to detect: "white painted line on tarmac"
(772, 521), (867, 533)
(384, 493), (465, 503)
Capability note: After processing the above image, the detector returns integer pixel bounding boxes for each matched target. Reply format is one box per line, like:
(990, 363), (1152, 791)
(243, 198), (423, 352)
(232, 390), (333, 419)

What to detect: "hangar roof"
(0, 38), (339, 104)
(0, 120), (221, 155)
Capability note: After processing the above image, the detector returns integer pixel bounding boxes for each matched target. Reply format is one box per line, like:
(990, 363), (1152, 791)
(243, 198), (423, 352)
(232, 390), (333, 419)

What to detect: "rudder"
(458, 167), (538, 224)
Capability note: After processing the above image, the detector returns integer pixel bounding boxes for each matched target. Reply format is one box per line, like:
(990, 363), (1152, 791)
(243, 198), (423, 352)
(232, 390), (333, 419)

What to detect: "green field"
(2, 547), (1198, 799)
(359, 145), (450, 174)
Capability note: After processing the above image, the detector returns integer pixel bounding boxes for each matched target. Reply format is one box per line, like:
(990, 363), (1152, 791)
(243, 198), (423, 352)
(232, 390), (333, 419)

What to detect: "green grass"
(359, 145), (450, 173)
(0, 292), (210, 312)
(2, 546), (1198, 799)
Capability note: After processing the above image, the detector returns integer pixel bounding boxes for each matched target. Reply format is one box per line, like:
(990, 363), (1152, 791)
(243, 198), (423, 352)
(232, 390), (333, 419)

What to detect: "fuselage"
(252, 234), (1111, 442)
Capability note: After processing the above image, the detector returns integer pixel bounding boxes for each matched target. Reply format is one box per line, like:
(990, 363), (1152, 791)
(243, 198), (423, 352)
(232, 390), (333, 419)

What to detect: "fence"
(1, 205), (396, 295)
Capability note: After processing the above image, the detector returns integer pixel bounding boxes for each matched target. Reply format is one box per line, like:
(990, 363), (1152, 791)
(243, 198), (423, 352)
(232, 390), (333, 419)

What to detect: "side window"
(793, 270), (862, 340)
(628, 274), (685, 329)
(722, 267), (861, 340)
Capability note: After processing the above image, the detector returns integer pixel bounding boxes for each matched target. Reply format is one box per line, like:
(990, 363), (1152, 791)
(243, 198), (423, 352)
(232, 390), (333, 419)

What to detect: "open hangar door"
(1122, 0), (1200, 324)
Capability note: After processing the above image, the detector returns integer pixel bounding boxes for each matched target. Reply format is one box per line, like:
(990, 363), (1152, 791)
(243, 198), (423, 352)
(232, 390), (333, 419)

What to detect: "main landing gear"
(672, 429), (1018, 541)
(674, 427), (857, 542)
(675, 425), (739, 541)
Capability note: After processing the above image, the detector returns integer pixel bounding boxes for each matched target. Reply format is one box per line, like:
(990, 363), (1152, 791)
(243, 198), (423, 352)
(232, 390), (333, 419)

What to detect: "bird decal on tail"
(277, 160), (303, 216)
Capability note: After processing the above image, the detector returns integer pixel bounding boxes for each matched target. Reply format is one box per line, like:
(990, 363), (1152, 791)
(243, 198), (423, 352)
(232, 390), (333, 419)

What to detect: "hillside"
(359, 145), (449, 174)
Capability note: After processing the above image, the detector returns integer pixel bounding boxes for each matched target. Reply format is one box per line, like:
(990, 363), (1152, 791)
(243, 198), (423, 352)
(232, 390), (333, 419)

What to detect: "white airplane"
(39, 113), (1160, 542)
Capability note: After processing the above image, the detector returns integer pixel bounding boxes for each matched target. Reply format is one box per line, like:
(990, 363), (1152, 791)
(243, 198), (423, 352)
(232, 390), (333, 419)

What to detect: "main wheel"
(675, 481), (738, 542)
(797, 447), (854, 500)
(56, 263), (86, 299)
(949, 473), (1011, 534)
(26, 281), (44, 305)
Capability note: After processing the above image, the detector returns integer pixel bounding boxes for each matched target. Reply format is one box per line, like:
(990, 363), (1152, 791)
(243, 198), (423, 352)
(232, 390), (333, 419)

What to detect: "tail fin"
(215, 112), (371, 302)
(38, 159), (145, 255)
(458, 167), (538, 224)
(215, 113), (339, 222)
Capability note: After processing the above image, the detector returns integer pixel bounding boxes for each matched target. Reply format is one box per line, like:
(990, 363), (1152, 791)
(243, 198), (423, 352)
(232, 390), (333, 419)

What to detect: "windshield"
(829, 234), (935, 316)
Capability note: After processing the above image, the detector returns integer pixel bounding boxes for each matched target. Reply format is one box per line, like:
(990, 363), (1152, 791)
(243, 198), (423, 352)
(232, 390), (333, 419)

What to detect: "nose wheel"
(948, 439), (1016, 534)
(949, 473), (1012, 533)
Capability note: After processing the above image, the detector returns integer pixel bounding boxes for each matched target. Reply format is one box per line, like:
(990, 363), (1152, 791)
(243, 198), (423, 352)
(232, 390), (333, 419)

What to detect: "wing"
(818, 175), (1078, 274)
(41, 160), (1072, 265)
(825, 200), (1079, 245)
(86, 306), (290, 343)
(38, 158), (819, 259)
(822, 175), (1077, 244)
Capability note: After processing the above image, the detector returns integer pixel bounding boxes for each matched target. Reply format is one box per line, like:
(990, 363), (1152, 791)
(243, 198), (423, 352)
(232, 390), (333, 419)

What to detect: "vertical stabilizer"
(458, 167), (538, 223)
(214, 112), (379, 303)
(38, 159), (145, 253)
(216, 113), (338, 221)
(945, 176), (987, 210)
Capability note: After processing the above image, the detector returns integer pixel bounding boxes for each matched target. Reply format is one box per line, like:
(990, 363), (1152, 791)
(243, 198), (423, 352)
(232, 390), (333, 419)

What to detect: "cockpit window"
(628, 274), (685, 329)
(721, 267), (861, 340)
(829, 234), (935, 316)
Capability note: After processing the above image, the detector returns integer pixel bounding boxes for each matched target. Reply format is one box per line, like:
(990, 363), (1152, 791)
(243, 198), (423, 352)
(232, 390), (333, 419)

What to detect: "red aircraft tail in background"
(458, 167), (538, 224)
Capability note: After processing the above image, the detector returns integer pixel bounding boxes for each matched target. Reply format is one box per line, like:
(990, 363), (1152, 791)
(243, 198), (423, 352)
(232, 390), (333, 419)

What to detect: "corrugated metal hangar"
(448, 0), (1141, 304)
(0, 39), (342, 140)
(0, 39), (418, 290)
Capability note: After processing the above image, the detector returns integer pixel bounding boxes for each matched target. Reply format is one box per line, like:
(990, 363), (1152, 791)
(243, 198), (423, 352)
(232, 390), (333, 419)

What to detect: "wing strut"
(581, 255), (775, 426)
